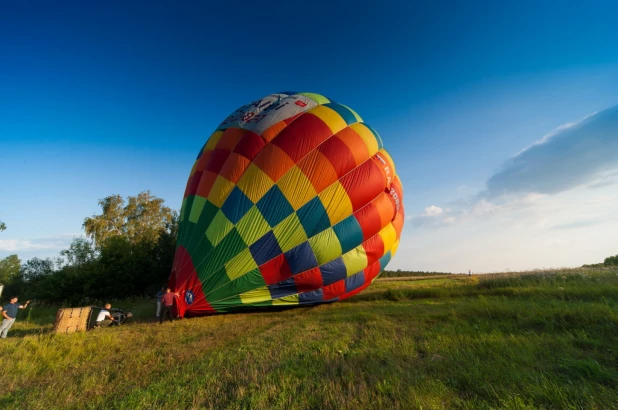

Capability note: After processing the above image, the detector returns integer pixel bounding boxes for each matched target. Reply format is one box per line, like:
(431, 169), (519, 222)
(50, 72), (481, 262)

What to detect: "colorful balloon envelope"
(170, 92), (404, 316)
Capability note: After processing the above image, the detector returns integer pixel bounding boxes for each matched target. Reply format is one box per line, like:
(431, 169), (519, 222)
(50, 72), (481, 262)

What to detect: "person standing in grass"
(155, 286), (166, 319)
(159, 288), (179, 324)
(0, 296), (30, 339)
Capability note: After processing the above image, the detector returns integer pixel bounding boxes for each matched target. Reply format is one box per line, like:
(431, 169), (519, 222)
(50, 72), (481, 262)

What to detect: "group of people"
(94, 286), (179, 329)
(0, 296), (30, 339)
(1, 287), (181, 338)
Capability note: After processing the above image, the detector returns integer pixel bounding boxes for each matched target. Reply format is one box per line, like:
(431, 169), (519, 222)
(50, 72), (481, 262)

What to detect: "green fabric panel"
(205, 210), (234, 246)
(198, 229), (247, 293)
(184, 200), (218, 252)
(209, 295), (243, 312)
(189, 195), (207, 223)
(206, 268), (265, 303)
(298, 92), (330, 105)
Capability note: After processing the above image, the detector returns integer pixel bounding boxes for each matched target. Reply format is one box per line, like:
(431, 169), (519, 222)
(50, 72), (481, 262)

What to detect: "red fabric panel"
(195, 171), (217, 198)
(273, 113), (333, 163)
(170, 246), (214, 317)
(362, 235), (385, 266)
(206, 149), (231, 174)
(259, 254), (293, 285)
(317, 136), (357, 178)
(323, 280), (346, 301)
(354, 202), (383, 241)
(364, 261), (382, 282)
(293, 267), (323, 293)
(340, 159), (385, 211)
(338, 281), (371, 301)
(184, 171), (202, 198)
(234, 131), (265, 161)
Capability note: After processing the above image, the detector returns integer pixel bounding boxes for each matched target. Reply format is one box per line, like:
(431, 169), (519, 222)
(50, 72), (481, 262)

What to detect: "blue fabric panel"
(257, 185), (295, 227)
(221, 187), (254, 224)
(268, 277), (297, 299)
(345, 271), (365, 293)
(332, 215), (364, 254)
(299, 288), (324, 304)
(249, 231), (282, 266)
(379, 251), (392, 271)
(324, 103), (357, 125)
(320, 257), (347, 286)
(284, 242), (318, 275)
(297, 197), (331, 237)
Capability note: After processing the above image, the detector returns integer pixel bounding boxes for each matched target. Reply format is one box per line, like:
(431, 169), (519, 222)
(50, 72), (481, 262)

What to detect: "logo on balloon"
(185, 290), (195, 305)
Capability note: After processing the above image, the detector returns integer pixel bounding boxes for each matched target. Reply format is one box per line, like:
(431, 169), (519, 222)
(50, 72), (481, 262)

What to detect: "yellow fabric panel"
(318, 182), (354, 225)
(188, 196), (207, 223)
(350, 123), (379, 156)
(205, 210), (233, 246)
(378, 223), (397, 255)
(235, 207), (271, 246)
(309, 228), (342, 265)
(308, 105), (347, 135)
(224, 248), (258, 281)
(390, 238), (400, 257)
(277, 166), (317, 210)
(272, 293), (299, 305)
(239, 286), (272, 305)
(207, 175), (235, 208)
(236, 163), (274, 203)
(341, 246), (368, 277)
(204, 130), (224, 151)
(272, 213), (307, 253)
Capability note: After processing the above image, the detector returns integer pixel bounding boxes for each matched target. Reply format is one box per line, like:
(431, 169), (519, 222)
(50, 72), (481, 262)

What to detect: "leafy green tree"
(59, 237), (97, 267)
(0, 254), (21, 284)
(0, 221), (6, 231)
(604, 255), (618, 266)
(83, 191), (176, 246)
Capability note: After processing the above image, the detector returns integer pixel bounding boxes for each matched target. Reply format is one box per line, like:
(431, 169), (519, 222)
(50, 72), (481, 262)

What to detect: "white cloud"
(422, 205), (444, 216)
(0, 234), (77, 255)
(484, 105), (618, 198)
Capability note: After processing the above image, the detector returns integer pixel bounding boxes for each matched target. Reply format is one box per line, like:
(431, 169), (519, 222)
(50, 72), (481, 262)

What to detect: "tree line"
(0, 191), (177, 305)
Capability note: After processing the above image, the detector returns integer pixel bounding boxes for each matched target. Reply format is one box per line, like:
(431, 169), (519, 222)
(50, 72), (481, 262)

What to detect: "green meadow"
(1, 267), (617, 409)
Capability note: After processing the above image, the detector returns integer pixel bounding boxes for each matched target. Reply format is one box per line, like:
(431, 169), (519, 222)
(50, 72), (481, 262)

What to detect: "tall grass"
(1, 266), (617, 409)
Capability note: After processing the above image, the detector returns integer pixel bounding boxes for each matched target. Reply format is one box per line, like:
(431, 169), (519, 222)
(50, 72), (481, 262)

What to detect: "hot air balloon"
(169, 92), (404, 316)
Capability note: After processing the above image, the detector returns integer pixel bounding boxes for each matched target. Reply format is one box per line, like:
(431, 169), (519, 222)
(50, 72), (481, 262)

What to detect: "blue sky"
(1, 0), (617, 271)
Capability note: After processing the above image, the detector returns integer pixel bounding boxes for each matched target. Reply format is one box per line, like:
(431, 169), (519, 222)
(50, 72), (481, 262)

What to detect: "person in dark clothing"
(1, 296), (30, 338)
(159, 288), (179, 324)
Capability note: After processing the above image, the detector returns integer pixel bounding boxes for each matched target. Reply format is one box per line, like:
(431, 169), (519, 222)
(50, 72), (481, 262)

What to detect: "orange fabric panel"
(262, 121), (287, 142)
(253, 144), (296, 182)
(218, 152), (251, 184)
(298, 150), (339, 193)
(335, 127), (370, 166)
(216, 127), (245, 152)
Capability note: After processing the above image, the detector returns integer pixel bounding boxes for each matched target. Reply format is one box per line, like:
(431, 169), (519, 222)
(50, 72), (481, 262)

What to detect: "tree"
(59, 237), (97, 267)
(0, 221), (6, 231)
(604, 255), (618, 266)
(83, 191), (176, 246)
(0, 254), (21, 284)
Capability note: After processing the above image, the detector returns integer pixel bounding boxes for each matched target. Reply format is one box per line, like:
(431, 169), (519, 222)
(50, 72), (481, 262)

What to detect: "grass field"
(1, 267), (618, 409)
